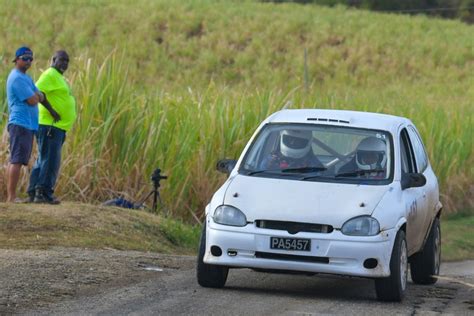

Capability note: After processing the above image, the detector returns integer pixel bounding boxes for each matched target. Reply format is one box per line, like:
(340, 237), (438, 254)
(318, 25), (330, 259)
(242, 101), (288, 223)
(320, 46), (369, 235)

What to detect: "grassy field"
(442, 213), (474, 261)
(0, 0), (472, 221)
(0, 203), (472, 261)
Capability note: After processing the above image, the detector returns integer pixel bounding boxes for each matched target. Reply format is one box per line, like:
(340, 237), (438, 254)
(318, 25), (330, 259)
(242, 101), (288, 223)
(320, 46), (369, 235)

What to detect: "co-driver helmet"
(355, 137), (387, 170)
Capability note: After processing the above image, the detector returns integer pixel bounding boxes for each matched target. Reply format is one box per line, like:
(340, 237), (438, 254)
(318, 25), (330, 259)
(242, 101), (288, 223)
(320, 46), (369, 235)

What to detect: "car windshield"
(239, 123), (393, 184)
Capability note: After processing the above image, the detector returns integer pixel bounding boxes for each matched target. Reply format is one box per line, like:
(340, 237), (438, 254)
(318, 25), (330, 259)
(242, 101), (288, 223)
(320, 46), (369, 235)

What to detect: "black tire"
(196, 223), (228, 288)
(410, 217), (441, 285)
(375, 230), (408, 302)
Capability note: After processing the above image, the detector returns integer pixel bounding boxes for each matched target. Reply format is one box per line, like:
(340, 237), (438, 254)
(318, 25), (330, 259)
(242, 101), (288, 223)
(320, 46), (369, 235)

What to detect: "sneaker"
(34, 190), (61, 205)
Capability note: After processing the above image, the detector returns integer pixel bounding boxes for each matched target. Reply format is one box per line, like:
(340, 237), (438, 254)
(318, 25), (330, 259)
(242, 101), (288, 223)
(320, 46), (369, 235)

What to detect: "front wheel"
(375, 229), (408, 301)
(196, 222), (228, 288)
(410, 218), (441, 285)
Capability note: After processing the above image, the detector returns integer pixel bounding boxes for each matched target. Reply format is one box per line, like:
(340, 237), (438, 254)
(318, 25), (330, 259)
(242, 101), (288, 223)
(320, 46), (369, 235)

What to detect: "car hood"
(222, 175), (389, 228)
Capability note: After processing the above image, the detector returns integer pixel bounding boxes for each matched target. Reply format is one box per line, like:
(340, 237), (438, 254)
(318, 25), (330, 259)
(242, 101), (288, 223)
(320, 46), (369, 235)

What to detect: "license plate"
(270, 237), (311, 251)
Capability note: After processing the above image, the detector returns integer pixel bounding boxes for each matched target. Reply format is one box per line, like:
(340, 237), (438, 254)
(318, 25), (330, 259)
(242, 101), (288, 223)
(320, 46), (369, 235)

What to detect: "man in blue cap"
(6, 46), (59, 203)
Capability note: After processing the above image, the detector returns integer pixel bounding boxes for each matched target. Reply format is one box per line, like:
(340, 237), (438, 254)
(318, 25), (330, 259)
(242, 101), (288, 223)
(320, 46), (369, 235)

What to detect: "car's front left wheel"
(375, 229), (408, 301)
(196, 222), (228, 288)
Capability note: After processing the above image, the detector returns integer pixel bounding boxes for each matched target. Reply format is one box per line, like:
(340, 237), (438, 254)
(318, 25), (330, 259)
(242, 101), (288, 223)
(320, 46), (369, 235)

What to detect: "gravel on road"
(1, 248), (473, 315)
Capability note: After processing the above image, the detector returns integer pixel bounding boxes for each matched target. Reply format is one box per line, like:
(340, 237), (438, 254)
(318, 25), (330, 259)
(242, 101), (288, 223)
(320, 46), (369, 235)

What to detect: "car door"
(406, 125), (436, 241)
(400, 128), (427, 254)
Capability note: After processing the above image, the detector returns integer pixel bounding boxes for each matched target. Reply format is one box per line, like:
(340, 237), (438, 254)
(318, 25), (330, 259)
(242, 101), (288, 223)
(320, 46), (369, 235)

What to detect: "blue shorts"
(8, 124), (34, 165)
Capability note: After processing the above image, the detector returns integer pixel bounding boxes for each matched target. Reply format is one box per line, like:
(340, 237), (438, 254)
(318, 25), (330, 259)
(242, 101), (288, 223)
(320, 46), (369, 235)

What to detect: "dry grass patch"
(0, 202), (200, 254)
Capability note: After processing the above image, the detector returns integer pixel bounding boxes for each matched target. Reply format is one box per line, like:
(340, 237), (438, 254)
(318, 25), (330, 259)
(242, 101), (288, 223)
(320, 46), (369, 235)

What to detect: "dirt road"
(1, 248), (472, 315)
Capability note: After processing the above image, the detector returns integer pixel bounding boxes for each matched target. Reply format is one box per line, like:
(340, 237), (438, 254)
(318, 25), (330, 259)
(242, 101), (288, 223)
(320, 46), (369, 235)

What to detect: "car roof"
(265, 109), (411, 133)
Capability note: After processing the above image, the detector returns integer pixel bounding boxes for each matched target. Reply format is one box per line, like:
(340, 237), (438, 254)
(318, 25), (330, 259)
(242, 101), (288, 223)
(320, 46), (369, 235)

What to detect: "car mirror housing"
(401, 173), (427, 190)
(216, 159), (237, 175)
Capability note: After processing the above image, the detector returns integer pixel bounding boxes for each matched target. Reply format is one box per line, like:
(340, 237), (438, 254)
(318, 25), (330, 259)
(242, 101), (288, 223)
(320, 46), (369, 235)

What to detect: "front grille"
(256, 220), (333, 234)
(255, 252), (329, 264)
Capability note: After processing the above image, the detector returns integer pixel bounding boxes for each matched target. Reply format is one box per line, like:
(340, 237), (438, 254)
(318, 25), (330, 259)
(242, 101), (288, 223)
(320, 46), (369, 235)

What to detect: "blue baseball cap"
(12, 46), (33, 62)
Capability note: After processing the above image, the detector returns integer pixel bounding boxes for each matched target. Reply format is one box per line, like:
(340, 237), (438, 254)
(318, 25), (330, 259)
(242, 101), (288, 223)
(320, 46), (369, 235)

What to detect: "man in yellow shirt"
(27, 50), (76, 204)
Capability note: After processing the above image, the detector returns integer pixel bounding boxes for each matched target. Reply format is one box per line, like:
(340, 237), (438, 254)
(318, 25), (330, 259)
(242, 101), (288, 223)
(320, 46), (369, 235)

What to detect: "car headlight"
(213, 205), (247, 227)
(341, 216), (380, 236)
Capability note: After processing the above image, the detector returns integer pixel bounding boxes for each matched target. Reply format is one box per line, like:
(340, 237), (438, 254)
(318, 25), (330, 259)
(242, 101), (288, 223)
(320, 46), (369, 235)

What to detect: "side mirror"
(401, 173), (427, 190)
(216, 159), (237, 175)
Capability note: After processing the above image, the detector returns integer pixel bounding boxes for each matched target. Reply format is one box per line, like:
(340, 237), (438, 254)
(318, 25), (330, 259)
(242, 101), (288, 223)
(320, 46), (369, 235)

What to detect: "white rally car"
(197, 109), (442, 301)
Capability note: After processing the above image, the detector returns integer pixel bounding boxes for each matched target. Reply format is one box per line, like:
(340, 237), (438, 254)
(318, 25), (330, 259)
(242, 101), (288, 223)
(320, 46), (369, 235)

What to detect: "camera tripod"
(137, 168), (167, 212)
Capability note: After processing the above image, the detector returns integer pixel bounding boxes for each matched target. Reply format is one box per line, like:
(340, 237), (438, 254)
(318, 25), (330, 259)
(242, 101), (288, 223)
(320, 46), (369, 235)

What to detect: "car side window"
(400, 129), (417, 174)
(407, 126), (428, 173)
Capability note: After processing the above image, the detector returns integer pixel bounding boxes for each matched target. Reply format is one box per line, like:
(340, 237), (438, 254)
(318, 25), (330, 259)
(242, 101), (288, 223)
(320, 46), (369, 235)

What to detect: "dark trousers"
(28, 125), (66, 197)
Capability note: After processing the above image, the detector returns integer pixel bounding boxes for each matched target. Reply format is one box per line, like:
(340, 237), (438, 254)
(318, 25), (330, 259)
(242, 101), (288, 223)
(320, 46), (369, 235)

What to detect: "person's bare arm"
(38, 92), (61, 122)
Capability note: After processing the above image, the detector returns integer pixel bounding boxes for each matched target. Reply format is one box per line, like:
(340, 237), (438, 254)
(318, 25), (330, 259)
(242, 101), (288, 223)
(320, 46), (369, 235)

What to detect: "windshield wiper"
(247, 167), (327, 176)
(281, 167), (327, 173)
(246, 169), (280, 176)
(336, 169), (385, 178)
(300, 174), (334, 181)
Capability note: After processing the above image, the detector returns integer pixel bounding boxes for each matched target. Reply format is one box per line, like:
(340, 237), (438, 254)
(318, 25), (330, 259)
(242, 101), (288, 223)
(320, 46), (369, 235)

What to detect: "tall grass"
(0, 0), (472, 220)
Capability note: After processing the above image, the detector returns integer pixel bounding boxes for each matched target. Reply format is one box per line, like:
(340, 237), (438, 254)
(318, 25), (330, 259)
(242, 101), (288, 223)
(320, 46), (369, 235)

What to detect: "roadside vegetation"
(0, 203), (472, 261)
(442, 213), (474, 261)
(0, 0), (472, 221)
(0, 203), (200, 254)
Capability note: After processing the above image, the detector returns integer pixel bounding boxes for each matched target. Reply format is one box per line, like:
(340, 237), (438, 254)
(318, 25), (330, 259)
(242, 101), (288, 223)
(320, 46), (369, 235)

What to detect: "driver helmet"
(280, 129), (313, 159)
(355, 137), (387, 170)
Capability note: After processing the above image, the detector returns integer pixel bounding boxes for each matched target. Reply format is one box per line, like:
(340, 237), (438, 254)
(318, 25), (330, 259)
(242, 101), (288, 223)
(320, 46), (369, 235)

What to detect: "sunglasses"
(19, 55), (34, 62)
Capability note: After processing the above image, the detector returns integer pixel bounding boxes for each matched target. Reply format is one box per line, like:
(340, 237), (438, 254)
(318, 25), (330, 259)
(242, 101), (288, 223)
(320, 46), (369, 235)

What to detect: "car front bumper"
(204, 218), (397, 278)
